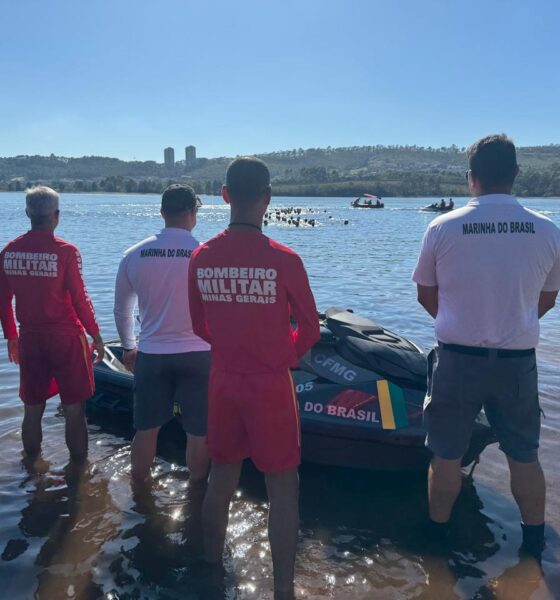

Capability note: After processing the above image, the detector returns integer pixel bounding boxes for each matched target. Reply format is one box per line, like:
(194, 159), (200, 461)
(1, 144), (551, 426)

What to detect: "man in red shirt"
(0, 186), (104, 461)
(188, 157), (319, 599)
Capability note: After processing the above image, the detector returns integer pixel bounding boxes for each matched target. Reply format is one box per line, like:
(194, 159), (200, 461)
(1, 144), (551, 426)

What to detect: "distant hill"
(1, 144), (559, 197)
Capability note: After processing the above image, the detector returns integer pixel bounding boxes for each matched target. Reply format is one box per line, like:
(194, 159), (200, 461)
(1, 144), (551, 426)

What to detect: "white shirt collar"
(467, 194), (519, 207)
(160, 227), (192, 235)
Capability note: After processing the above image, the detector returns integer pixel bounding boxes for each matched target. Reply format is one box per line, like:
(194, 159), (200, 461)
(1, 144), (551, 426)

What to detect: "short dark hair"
(467, 134), (518, 189)
(226, 156), (270, 205)
(161, 183), (199, 213)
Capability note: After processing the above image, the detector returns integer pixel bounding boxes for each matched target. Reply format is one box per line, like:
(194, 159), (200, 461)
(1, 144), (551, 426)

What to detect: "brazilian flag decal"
(376, 380), (408, 430)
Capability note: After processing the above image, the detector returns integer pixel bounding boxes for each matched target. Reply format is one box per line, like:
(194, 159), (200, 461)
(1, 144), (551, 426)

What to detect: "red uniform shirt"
(0, 230), (99, 339)
(188, 228), (320, 373)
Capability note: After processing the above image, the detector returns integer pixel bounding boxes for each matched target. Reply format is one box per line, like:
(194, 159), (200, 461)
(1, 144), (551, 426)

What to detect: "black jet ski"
(89, 307), (496, 470)
(421, 204), (453, 212)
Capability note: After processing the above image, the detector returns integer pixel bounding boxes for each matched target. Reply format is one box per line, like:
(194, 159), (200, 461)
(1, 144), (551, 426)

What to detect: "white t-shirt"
(114, 227), (210, 354)
(412, 194), (560, 349)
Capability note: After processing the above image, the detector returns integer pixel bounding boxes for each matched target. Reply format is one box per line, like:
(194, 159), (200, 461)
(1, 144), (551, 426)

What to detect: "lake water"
(0, 192), (559, 599)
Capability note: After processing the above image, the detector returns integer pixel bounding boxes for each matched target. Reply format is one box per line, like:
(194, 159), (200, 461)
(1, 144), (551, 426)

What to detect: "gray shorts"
(424, 345), (540, 463)
(133, 350), (211, 435)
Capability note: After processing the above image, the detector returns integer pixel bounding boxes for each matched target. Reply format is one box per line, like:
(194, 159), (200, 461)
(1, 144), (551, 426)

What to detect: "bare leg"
(507, 456), (545, 525)
(428, 456), (462, 523)
(265, 467), (299, 599)
(202, 461), (242, 563)
(62, 402), (88, 461)
(131, 427), (160, 482)
(186, 433), (210, 482)
(22, 403), (46, 456)
(185, 434), (210, 536)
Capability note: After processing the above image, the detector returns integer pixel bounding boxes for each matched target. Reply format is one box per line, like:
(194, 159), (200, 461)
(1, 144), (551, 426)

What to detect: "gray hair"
(25, 186), (60, 217)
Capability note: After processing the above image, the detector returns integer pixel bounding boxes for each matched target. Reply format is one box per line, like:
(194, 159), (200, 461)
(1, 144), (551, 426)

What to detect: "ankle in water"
(427, 519), (449, 539)
(521, 523), (545, 559)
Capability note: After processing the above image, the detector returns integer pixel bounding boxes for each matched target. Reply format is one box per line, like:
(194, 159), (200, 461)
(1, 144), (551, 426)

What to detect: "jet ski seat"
(325, 306), (384, 337)
(324, 307), (427, 389)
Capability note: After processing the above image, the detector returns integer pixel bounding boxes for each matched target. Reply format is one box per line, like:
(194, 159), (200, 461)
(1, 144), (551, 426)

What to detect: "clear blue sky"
(1, 0), (559, 161)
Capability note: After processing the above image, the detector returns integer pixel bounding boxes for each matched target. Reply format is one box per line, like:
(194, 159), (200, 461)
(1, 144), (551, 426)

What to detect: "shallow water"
(0, 192), (559, 599)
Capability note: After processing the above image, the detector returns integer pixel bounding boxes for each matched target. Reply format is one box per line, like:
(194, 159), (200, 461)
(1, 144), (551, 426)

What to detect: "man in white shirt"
(412, 134), (560, 559)
(114, 184), (210, 486)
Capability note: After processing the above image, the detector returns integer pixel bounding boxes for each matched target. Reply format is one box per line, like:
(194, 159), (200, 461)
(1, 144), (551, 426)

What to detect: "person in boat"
(113, 184), (211, 490)
(0, 186), (104, 460)
(448, 198), (454, 209)
(413, 134), (560, 560)
(439, 198), (446, 209)
(376, 199), (382, 207)
(188, 157), (319, 599)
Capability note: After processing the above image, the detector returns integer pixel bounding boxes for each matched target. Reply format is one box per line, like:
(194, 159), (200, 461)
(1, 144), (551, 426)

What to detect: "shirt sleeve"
(113, 255), (137, 349)
(188, 254), (211, 343)
(0, 251), (18, 340)
(64, 247), (100, 337)
(412, 226), (438, 287)
(285, 254), (320, 358)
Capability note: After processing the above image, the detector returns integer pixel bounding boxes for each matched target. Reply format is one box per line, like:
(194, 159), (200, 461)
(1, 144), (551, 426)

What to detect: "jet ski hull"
(421, 206), (454, 212)
(89, 309), (496, 471)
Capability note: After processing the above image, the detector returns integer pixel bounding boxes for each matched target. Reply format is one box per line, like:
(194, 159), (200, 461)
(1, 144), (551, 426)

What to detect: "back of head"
(25, 186), (59, 226)
(226, 156), (270, 207)
(467, 134), (518, 192)
(161, 183), (199, 215)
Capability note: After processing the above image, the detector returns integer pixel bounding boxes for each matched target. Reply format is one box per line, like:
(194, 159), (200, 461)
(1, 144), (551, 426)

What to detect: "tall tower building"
(164, 147), (175, 169)
(185, 145), (196, 169)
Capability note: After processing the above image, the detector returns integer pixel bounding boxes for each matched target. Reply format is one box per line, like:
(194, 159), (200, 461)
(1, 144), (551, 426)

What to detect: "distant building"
(164, 147), (175, 169)
(185, 145), (196, 169)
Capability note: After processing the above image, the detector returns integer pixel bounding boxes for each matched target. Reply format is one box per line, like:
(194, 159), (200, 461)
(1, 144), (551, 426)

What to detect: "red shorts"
(19, 331), (95, 405)
(208, 369), (301, 473)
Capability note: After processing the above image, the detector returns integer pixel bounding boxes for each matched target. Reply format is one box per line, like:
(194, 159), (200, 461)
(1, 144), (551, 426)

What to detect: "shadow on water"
(0, 407), (556, 599)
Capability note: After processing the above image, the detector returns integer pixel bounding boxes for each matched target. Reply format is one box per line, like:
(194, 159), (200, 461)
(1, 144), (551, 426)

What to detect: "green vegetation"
(1, 145), (560, 197)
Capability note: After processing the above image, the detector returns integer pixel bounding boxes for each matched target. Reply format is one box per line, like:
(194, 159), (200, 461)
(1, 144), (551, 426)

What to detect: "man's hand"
(123, 348), (137, 373)
(91, 333), (105, 364)
(7, 338), (19, 364)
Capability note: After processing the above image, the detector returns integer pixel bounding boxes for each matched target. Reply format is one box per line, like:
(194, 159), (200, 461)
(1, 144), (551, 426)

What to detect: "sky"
(1, 0), (559, 161)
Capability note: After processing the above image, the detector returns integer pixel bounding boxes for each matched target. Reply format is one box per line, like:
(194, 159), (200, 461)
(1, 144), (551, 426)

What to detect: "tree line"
(1, 145), (560, 197)
(3, 164), (559, 198)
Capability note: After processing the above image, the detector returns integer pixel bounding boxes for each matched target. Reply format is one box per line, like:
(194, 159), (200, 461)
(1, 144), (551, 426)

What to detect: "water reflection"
(6, 457), (117, 598)
(0, 418), (554, 599)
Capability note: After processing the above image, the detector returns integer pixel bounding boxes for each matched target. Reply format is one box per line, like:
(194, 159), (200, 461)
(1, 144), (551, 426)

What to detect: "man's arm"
(64, 247), (104, 362)
(113, 257), (138, 350)
(0, 253), (19, 364)
(538, 290), (557, 318)
(188, 257), (211, 343)
(412, 226), (439, 318)
(540, 240), (560, 318)
(286, 255), (320, 358)
(417, 284), (439, 319)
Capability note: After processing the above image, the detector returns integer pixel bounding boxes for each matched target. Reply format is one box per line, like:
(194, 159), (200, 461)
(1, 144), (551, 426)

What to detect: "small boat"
(351, 194), (384, 209)
(420, 204), (454, 212)
(89, 308), (495, 471)
(352, 202), (384, 209)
